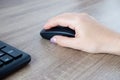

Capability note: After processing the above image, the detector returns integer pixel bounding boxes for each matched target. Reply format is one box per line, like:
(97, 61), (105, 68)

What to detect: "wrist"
(100, 33), (120, 55)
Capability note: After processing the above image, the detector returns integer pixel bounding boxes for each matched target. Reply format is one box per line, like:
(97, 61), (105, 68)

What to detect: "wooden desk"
(0, 0), (120, 80)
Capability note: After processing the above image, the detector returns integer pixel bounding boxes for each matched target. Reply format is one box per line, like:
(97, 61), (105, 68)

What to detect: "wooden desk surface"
(0, 0), (120, 80)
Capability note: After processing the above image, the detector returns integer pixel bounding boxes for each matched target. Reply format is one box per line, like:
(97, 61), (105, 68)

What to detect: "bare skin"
(44, 13), (120, 55)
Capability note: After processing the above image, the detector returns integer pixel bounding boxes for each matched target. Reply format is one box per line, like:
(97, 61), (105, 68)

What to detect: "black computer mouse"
(40, 26), (75, 40)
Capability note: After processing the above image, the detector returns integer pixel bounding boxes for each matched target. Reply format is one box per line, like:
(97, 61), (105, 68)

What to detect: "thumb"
(50, 35), (76, 48)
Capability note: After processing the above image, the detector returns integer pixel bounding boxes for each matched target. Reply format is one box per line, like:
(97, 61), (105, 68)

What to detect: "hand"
(44, 13), (120, 54)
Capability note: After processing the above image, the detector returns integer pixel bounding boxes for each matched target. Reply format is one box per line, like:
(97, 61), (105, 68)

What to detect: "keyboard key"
(0, 61), (3, 66)
(0, 41), (5, 49)
(0, 51), (5, 57)
(0, 55), (13, 63)
(0, 41), (31, 79)
(1, 47), (22, 58)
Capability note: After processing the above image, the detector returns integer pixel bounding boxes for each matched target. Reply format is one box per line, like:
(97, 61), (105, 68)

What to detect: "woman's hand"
(44, 13), (120, 54)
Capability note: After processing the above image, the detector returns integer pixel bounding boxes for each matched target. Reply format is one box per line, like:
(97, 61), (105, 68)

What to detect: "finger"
(43, 17), (77, 30)
(50, 35), (77, 48)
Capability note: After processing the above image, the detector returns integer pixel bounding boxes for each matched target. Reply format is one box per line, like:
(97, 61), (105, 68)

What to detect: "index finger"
(43, 17), (76, 30)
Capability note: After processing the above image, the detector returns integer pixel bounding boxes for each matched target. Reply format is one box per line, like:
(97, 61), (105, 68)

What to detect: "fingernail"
(50, 37), (56, 43)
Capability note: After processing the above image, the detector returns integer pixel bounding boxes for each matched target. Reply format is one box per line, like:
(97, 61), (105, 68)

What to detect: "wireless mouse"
(40, 26), (75, 40)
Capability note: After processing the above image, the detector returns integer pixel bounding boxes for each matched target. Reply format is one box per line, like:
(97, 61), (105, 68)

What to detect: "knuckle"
(48, 18), (55, 23)
(78, 13), (90, 22)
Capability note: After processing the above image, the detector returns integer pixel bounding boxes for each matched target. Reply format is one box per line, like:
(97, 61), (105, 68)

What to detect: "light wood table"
(0, 0), (120, 80)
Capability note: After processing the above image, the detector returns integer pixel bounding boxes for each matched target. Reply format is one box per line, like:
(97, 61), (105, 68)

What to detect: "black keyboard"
(0, 41), (31, 79)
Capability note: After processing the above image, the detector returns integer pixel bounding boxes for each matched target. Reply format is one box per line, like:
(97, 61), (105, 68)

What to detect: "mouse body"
(40, 26), (75, 40)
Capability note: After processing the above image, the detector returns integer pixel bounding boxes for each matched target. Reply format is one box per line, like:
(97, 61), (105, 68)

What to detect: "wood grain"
(0, 0), (120, 80)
